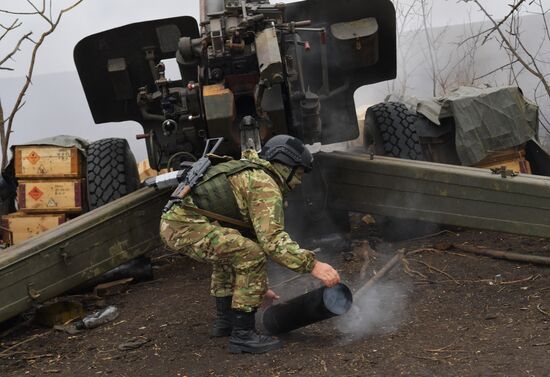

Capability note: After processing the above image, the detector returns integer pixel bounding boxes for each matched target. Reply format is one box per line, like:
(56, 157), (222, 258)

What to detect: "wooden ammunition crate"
(14, 146), (83, 178)
(2, 212), (66, 245)
(17, 179), (85, 213)
(137, 159), (168, 183)
(474, 147), (532, 174)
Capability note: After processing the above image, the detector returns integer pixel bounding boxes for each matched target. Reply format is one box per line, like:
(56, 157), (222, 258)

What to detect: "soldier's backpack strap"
(179, 204), (253, 229)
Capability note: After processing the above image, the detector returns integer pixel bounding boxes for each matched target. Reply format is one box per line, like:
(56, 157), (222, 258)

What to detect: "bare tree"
(389, 0), (484, 99)
(0, 0), (83, 170)
(419, 0), (440, 96)
(460, 0), (550, 138)
(391, 0), (549, 147)
(386, 0), (424, 96)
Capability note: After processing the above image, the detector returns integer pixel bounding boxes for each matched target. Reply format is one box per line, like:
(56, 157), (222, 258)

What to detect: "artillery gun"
(3, 0), (550, 324)
(74, 0), (395, 168)
(73, 0), (397, 241)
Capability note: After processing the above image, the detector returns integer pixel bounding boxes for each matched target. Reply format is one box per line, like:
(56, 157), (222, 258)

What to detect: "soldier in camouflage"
(159, 135), (340, 354)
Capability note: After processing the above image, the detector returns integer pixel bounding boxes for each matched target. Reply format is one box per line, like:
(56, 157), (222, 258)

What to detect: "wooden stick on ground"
(354, 248), (406, 297)
(0, 331), (50, 357)
(453, 244), (550, 266)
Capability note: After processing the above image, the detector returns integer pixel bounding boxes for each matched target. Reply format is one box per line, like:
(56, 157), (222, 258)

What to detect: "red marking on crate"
(25, 151), (41, 165)
(28, 186), (44, 201)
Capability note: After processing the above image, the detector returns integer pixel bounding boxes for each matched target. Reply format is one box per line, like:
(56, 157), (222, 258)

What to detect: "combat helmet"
(260, 135), (313, 172)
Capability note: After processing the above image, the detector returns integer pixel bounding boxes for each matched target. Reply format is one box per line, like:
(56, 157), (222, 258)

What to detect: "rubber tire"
(364, 102), (424, 160)
(364, 102), (438, 240)
(86, 138), (140, 210)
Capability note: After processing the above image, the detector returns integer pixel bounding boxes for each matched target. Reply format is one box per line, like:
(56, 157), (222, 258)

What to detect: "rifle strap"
(180, 204), (253, 230)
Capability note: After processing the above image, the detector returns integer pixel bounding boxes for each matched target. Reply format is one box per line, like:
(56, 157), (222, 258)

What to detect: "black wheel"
(364, 102), (424, 160)
(86, 138), (140, 210)
(364, 102), (438, 240)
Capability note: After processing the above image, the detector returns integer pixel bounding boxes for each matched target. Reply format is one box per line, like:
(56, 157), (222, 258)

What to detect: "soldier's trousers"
(160, 218), (267, 312)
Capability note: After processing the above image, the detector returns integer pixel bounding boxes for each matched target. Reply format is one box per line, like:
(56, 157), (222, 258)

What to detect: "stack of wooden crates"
(1, 145), (86, 246)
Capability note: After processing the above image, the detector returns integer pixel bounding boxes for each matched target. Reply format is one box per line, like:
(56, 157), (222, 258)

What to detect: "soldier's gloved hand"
(311, 260), (340, 287)
(261, 289), (280, 308)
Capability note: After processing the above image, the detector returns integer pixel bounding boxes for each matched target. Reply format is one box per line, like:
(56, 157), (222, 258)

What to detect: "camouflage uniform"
(159, 150), (315, 312)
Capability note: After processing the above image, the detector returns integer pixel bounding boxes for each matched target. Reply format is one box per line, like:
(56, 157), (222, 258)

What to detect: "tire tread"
(86, 138), (140, 209)
(366, 102), (424, 160)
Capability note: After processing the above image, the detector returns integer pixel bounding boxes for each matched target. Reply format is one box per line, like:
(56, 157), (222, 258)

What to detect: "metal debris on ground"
(118, 336), (150, 351)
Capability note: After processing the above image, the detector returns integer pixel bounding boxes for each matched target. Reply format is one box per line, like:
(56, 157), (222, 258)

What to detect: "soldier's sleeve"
(245, 171), (316, 273)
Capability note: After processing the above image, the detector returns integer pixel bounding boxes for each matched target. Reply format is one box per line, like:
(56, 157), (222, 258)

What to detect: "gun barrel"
(201, 0), (224, 23)
(200, 0), (207, 23)
(145, 170), (181, 189)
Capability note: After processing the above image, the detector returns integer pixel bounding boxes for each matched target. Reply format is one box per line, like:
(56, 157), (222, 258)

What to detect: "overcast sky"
(1, 0), (518, 78)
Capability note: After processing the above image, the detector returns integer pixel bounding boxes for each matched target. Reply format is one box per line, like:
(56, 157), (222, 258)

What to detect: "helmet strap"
(285, 166), (298, 185)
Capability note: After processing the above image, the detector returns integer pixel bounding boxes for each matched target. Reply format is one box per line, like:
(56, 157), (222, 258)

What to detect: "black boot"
(211, 296), (233, 337)
(229, 309), (282, 354)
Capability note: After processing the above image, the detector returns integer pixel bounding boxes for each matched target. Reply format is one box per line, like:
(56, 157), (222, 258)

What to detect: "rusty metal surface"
(318, 152), (550, 238)
(0, 187), (170, 323)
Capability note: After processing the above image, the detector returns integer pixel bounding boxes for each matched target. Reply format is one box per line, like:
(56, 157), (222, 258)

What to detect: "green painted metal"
(2, 151), (550, 323)
(0, 187), (170, 323)
(318, 152), (550, 238)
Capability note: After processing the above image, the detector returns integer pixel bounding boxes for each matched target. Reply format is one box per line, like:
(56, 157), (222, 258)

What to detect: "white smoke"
(335, 281), (409, 341)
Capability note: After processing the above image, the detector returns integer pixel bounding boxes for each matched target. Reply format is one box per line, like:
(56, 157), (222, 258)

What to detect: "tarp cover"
(416, 86), (539, 165)
(10, 135), (89, 157)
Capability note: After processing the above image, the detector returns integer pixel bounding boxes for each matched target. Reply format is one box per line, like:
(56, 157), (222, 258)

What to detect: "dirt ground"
(2, 216), (550, 377)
